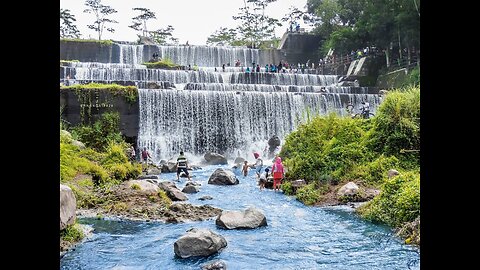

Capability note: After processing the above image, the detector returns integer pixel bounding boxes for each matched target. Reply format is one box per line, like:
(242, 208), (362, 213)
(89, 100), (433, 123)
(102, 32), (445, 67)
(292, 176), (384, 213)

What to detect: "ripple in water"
(60, 165), (419, 270)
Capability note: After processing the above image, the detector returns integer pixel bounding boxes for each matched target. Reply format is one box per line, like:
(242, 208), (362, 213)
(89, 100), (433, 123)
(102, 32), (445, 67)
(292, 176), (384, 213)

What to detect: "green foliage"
(367, 87), (420, 166)
(345, 155), (399, 186)
(72, 112), (123, 151)
(357, 171), (420, 227)
(143, 58), (181, 69)
(402, 66), (420, 88)
(61, 83), (138, 104)
(60, 8), (81, 38)
(83, 0), (118, 40)
(158, 190), (172, 206)
(295, 183), (321, 205)
(129, 7), (157, 38)
(281, 181), (294, 195)
(281, 113), (370, 182)
(131, 183), (141, 190)
(60, 130), (73, 143)
(60, 223), (84, 243)
(149, 25), (178, 45)
(60, 38), (113, 46)
(60, 60), (80, 66)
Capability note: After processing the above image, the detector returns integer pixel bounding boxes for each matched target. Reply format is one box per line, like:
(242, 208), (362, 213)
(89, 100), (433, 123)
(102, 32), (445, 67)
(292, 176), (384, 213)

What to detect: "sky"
(60, 0), (310, 45)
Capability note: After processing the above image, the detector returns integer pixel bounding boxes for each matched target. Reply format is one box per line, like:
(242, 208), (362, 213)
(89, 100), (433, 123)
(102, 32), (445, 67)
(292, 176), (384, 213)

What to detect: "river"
(60, 164), (420, 269)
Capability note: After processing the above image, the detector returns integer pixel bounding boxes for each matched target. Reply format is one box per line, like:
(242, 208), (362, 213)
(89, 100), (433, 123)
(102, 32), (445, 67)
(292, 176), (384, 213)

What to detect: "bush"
(144, 58), (181, 69)
(367, 87), (420, 166)
(281, 181), (294, 195)
(295, 183), (321, 205)
(72, 112), (123, 151)
(346, 155), (400, 186)
(357, 171), (420, 227)
(60, 223), (84, 243)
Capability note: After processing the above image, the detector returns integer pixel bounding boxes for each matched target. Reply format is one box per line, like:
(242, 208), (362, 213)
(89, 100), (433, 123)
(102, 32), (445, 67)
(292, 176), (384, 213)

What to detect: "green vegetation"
(61, 82), (138, 104)
(60, 223), (84, 243)
(72, 112), (123, 151)
(60, 60), (80, 66)
(402, 66), (420, 88)
(143, 58), (181, 69)
(280, 87), (420, 243)
(60, 38), (113, 46)
(357, 171), (420, 228)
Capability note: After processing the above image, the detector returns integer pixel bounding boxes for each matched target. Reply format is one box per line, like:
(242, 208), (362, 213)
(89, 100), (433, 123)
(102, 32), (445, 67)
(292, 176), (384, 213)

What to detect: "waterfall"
(61, 41), (383, 162)
(137, 89), (381, 161)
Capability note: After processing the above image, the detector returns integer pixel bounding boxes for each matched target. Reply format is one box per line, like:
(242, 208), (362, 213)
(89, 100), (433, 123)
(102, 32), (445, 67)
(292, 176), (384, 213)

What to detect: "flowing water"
(60, 165), (420, 269)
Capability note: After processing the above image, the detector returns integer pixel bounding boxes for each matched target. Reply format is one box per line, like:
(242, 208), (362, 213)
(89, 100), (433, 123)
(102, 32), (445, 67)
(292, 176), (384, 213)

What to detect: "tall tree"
(149, 25), (178, 45)
(282, 6), (308, 32)
(129, 7), (156, 38)
(83, 0), (118, 40)
(233, 0), (281, 48)
(60, 8), (81, 38)
(206, 27), (240, 46)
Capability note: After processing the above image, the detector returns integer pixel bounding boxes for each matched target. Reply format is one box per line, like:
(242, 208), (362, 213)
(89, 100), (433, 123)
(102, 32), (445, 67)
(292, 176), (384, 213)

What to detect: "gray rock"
(216, 207), (267, 229)
(71, 140), (86, 149)
(174, 228), (227, 258)
(198, 196), (213, 201)
(208, 168), (239, 185)
(182, 185), (199, 194)
(388, 169), (400, 178)
(204, 152), (228, 165)
(291, 179), (306, 188)
(60, 184), (76, 230)
(136, 175), (159, 180)
(233, 157), (245, 165)
(159, 181), (188, 201)
(337, 182), (360, 196)
(60, 130), (73, 143)
(201, 260), (227, 270)
(125, 180), (160, 194)
(146, 168), (162, 175)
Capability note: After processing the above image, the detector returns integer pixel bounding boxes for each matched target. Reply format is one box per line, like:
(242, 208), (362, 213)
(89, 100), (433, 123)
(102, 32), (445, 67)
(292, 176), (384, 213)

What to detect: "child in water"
(242, 160), (249, 177)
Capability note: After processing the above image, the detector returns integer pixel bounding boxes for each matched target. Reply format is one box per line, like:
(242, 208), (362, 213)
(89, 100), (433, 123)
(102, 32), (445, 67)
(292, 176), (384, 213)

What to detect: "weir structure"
(60, 41), (382, 161)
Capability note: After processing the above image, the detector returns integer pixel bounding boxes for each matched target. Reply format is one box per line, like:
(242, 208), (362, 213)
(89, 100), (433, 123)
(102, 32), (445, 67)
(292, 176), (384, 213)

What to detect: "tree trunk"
(385, 49), (390, 68)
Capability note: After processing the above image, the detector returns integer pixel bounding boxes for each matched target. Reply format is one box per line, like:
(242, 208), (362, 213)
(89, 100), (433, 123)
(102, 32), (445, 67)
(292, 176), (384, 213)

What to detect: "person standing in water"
(176, 151), (191, 181)
(242, 160), (249, 177)
(252, 152), (263, 177)
(271, 156), (284, 192)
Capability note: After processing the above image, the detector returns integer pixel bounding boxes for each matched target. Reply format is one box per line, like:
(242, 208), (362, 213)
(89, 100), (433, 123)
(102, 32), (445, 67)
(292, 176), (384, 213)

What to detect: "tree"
(83, 0), (118, 40)
(206, 27), (239, 46)
(233, 0), (281, 48)
(129, 7), (156, 38)
(282, 6), (308, 32)
(60, 8), (81, 38)
(149, 25), (178, 45)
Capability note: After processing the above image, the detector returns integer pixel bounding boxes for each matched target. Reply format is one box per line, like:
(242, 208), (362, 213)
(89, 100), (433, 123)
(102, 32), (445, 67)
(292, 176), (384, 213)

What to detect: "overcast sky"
(60, 0), (310, 45)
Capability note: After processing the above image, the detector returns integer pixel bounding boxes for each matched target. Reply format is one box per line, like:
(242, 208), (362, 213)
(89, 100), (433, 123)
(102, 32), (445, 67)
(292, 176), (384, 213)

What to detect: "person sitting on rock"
(176, 151), (191, 181)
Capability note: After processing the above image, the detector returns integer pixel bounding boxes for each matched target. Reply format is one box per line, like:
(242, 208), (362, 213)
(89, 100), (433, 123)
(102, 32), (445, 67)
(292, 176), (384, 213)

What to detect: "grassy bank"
(280, 86), (420, 245)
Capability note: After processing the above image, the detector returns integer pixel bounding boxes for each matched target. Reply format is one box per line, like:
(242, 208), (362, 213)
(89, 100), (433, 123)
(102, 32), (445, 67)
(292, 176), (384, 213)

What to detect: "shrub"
(131, 183), (141, 190)
(295, 183), (321, 205)
(357, 171), (420, 227)
(346, 155), (400, 186)
(281, 181), (294, 195)
(72, 112), (123, 151)
(143, 58), (181, 69)
(158, 190), (172, 207)
(367, 87), (420, 165)
(60, 223), (84, 243)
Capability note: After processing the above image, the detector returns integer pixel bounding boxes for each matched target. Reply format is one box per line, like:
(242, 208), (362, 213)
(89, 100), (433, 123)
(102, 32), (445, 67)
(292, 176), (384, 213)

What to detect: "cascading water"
(137, 89), (381, 161)
(61, 42), (383, 161)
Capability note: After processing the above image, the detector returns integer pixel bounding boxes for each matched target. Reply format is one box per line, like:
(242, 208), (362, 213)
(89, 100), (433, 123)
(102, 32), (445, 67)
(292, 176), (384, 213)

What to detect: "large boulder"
(208, 169), (239, 185)
(136, 175), (159, 180)
(60, 130), (73, 143)
(71, 140), (86, 149)
(204, 152), (228, 165)
(233, 156), (245, 165)
(337, 182), (360, 197)
(388, 169), (400, 178)
(216, 207), (267, 229)
(182, 185), (199, 194)
(125, 180), (159, 194)
(159, 181), (188, 201)
(268, 135), (281, 154)
(160, 159), (177, 173)
(60, 184), (77, 230)
(173, 228), (227, 258)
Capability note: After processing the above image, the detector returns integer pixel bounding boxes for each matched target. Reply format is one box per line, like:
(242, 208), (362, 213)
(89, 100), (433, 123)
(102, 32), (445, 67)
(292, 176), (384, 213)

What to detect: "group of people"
(242, 152), (285, 192)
